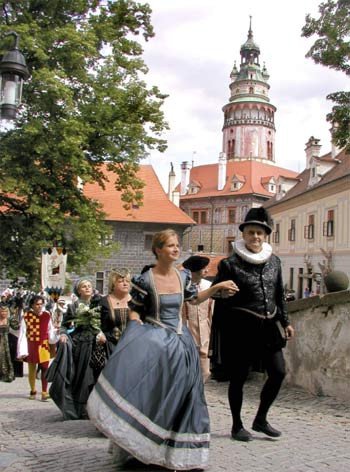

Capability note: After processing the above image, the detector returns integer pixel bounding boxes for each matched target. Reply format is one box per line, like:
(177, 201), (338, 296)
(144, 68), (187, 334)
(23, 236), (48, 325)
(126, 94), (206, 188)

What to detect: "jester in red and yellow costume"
(18, 295), (58, 401)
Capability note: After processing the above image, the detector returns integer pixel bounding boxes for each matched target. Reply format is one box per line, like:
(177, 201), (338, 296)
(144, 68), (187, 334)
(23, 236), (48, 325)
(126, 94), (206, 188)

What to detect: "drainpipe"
(210, 199), (214, 253)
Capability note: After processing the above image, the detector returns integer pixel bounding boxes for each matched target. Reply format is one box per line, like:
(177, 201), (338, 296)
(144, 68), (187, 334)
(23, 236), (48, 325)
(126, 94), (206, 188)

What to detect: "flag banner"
(41, 247), (67, 300)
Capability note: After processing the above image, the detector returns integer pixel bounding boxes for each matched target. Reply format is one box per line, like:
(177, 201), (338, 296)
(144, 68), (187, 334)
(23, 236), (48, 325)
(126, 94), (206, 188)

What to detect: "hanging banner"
(41, 247), (67, 300)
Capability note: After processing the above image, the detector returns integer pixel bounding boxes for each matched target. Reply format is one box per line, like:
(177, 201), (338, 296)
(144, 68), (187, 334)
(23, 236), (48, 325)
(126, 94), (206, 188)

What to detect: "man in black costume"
(212, 207), (295, 441)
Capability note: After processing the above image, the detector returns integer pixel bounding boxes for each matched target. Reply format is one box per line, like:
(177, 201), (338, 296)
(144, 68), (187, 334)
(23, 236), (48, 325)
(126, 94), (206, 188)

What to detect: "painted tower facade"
(175, 20), (298, 256)
(222, 17), (276, 162)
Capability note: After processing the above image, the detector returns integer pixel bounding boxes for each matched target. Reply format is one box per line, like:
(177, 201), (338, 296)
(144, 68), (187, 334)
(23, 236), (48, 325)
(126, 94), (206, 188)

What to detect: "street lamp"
(0, 31), (29, 120)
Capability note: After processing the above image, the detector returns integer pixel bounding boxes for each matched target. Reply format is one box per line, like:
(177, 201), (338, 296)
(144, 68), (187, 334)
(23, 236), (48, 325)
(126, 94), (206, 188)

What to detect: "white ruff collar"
(232, 239), (272, 264)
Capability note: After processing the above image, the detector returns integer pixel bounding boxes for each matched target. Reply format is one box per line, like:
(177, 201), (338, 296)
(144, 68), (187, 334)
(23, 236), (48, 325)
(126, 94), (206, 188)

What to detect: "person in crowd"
(211, 207), (295, 442)
(182, 255), (214, 382)
(47, 278), (101, 420)
(99, 268), (131, 361)
(0, 304), (19, 382)
(87, 229), (237, 471)
(51, 298), (67, 331)
(7, 300), (24, 378)
(17, 295), (58, 400)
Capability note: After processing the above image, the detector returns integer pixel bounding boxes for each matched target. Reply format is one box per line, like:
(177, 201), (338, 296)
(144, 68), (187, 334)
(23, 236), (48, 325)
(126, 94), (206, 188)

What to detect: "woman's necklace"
(109, 293), (129, 308)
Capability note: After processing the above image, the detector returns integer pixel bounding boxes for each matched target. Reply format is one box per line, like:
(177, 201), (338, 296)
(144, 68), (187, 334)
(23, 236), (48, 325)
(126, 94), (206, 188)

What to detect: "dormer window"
(188, 182), (200, 195)
(230, 174), (245, 192)
(231, 181), (241, 191)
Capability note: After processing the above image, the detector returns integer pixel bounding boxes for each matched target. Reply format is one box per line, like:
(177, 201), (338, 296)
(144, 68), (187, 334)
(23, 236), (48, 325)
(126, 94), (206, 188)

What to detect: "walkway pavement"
(0, 371), (349, 472)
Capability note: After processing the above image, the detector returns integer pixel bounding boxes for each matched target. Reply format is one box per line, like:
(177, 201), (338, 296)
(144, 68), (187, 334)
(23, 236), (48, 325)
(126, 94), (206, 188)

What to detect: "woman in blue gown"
(87, 229), (237, 471)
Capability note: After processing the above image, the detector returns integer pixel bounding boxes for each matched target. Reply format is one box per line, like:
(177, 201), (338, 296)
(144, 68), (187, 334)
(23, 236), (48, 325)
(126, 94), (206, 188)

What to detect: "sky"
(139, 0), (348, 192)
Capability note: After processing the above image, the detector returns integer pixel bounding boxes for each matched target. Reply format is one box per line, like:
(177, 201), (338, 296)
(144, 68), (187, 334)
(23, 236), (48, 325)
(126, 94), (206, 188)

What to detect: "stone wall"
(284, 290), (350, 402)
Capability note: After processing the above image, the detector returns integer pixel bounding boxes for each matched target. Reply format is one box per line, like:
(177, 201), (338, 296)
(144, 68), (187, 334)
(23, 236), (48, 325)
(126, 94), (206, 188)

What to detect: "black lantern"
(0, 31), (29, 120)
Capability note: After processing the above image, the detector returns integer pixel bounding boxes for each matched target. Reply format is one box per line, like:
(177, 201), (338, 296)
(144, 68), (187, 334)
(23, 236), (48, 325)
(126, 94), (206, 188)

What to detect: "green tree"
(0, 0), (168, 286)
(302, 0), (350, 150)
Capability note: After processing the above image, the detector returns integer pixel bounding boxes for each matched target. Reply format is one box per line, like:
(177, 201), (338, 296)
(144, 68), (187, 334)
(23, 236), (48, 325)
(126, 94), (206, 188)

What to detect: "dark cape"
(47, 296), (102, 420)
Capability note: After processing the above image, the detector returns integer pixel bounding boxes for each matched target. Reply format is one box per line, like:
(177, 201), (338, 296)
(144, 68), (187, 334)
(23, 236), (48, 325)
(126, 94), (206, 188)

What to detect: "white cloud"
(141, 0), (349, 190)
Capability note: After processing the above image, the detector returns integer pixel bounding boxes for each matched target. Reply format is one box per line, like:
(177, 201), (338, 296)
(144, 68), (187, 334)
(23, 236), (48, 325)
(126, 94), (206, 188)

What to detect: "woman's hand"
(59, 334), (68, 344)
(97, 332), (107, 344)
(217, 280), (239, 297)
(129, 312), (143, 325)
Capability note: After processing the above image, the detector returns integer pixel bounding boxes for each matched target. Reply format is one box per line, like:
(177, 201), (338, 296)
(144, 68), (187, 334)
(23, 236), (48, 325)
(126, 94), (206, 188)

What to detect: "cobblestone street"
(1, 372), (349, 472)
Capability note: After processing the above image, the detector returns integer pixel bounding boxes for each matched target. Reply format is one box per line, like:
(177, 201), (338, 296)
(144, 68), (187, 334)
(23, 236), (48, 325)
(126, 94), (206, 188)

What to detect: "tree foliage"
(302, 0), (350, 150)
(0, 0), (168, 286)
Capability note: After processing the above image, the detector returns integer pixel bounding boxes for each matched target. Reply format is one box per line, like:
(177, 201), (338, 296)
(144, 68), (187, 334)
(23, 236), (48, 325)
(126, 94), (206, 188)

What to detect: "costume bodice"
(158, 293), (183, 329)
(129, 268), (197, 333)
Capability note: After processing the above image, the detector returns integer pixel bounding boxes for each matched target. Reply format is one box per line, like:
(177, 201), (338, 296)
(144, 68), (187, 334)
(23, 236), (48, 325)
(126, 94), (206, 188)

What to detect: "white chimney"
(172, 190), (180, 207)
(305, 136), (321, 169)
(180, 161), (190, 195)
(330, 122), (341, 159)
(168, 162), (176, 200)
(218, 152), (227, 190)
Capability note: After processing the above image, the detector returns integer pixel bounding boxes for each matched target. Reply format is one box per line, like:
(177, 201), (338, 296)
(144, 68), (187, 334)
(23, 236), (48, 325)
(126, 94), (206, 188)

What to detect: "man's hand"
(285, 325), (295, 339)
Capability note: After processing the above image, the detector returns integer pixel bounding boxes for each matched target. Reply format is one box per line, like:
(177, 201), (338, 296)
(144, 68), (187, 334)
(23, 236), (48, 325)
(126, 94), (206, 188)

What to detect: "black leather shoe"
(252, 420), (281, 437)
(231, 427), (253, 442)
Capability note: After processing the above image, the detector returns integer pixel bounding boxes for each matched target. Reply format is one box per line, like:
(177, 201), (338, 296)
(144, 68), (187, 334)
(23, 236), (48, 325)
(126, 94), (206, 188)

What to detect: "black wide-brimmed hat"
(182, 255), (210, 272)
(239, 207), (273, 235)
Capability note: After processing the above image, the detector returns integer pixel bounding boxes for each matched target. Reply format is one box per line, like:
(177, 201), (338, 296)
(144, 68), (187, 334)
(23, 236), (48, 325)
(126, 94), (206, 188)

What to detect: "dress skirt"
(87, 319), (210, 470)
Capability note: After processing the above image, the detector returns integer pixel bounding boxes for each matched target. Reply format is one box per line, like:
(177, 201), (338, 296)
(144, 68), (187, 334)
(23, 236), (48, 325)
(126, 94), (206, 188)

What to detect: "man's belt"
(234, 306), (277, 320)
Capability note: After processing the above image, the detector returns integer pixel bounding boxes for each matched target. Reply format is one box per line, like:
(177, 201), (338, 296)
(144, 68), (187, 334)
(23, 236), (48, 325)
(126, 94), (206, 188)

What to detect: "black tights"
(228, 350), (286, 432)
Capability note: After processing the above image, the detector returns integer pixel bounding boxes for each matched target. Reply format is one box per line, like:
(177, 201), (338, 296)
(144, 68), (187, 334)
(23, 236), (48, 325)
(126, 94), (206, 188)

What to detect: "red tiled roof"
(84, 164), (195, 225)
(178, 160), (298, 199)
(265, 149), (349, 208)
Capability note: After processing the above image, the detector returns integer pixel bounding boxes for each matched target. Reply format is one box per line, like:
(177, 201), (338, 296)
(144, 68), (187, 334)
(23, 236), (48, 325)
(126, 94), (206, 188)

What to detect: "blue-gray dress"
(87, 268), (210, 471)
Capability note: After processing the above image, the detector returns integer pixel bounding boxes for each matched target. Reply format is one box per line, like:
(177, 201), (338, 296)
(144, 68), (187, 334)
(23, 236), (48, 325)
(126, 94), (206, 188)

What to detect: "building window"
(289, 267), (294, 290)
(272, 223), (280, 244)
(99, 233), (114, 246)
(200, 210), (208, 224)
(214, 208), (222, 224)
(144, 234), (154, 250)
(288, 219), (296, 241)
(323, 210), (334, 237)
(228, 207), (237, 224)
(193, 209), (209, 224)
(241, 205), (249, 220)
(96, 271), (104, 294)
(304, 215), (315, 239)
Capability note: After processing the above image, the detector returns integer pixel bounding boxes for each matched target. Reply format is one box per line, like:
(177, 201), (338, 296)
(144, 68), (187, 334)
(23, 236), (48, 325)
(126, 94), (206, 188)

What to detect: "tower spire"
(222, 21), (277, 163)
(248, 15), (253, 39)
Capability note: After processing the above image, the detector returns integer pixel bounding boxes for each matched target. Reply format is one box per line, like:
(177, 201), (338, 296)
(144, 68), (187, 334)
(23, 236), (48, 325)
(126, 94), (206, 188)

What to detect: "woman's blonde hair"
(152, 229), (179, 259)
(108, 268), (131, 294)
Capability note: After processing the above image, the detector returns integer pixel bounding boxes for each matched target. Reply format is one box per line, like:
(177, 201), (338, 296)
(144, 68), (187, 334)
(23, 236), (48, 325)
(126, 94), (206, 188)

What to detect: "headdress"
(238, 207), (273, 235)
(73, 277), (94, 297)
(182, 255), (210, 272)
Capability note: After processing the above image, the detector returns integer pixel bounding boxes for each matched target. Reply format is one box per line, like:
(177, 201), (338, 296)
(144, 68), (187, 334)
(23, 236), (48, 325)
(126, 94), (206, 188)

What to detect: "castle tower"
(222, 17), (276, 163)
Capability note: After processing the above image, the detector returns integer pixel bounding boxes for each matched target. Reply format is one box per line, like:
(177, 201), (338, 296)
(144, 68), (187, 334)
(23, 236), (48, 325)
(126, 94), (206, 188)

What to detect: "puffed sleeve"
(183, 269), (198, 301)
(128, 274), (150, 319)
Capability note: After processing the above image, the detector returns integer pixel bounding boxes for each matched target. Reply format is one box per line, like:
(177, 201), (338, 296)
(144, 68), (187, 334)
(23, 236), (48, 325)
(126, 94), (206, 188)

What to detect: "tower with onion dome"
(222, 17), (276, 163)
